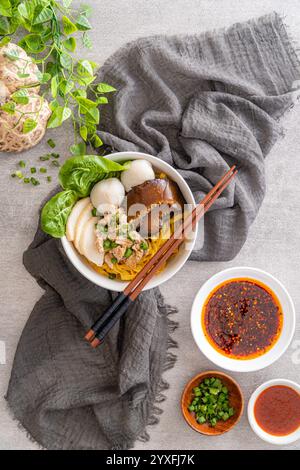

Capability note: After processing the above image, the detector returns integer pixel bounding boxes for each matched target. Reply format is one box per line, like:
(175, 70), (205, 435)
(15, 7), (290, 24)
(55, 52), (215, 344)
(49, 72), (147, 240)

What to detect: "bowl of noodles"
(60, 151), (197, 291)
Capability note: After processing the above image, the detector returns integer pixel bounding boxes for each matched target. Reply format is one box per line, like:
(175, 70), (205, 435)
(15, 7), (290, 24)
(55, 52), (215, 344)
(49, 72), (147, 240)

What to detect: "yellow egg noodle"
(90, 216), (179, 281)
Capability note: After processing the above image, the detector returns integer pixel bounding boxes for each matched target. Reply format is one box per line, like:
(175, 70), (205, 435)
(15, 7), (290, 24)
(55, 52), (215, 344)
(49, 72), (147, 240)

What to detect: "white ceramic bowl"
(190, 267), (296, 372)
(248, 379), (300, 445)
(61, 151), (197, 291)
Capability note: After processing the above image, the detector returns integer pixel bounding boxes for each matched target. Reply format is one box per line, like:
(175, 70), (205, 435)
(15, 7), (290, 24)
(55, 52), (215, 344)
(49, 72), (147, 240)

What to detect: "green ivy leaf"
(76, 74), (95, 87)
(51, 76), (58, 98)
(0, 101), (16, 114)
(47, 106), (71, 128)
(33, 7), (53, 25)
(59, 79), (74, 95)
(0, 0), (12, 17)
(17, 2), (31, 20)
(77, 59), (93, 76)
(60, 52), (72, 70)
(97, 83), (117, 93)
(97, 96), (108, 104)
(76, 96), (98, 116)
(17, 72), (30, 78)
(62, 15), (77, 35)
(0, 36), (11, 47)
(11, 89), (29, 105)
(70, 142), (86, 156)
(4, 48), (20, 61)
(19, 34), (45, 53)
(75, 14), (91, 31)
(23, 118), (37, 134)
(36, 71), (51, 83)
(0, 16), (10, 34)
(72, 89), (87, 98)
(91, 134), (103, 148)
(79, 125), (88, 140)
(63, 37), (76, 52)
(45, 61), (56, 77)
(82, 32), (92, 48)
(85, 107), (99, 124)
(49, 99), (59, 111)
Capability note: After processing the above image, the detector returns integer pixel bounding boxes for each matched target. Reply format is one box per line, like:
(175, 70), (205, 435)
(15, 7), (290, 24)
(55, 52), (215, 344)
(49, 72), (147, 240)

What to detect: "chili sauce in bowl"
(248, 379), (300, 444)
(190, 267), (295, 372)
(202, 278), (283, 360)
(254, 385), (300, 436)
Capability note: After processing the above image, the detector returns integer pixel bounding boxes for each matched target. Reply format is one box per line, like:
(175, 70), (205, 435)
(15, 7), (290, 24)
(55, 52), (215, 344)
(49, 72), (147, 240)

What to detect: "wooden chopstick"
(85, 165), (236, 343)
(85, 165), (237, 347)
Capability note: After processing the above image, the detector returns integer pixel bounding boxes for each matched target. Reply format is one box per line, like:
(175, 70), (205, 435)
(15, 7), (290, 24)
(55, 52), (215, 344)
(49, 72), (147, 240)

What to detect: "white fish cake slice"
(80, 217), (103, 266)
(74, 203), (93, 253)
(66, 197), (90, 242)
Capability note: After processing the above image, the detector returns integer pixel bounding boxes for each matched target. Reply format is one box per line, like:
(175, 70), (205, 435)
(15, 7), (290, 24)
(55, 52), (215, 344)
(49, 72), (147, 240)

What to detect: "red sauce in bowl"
(254, 385), (300, 436)
(202, 278), (283, 359)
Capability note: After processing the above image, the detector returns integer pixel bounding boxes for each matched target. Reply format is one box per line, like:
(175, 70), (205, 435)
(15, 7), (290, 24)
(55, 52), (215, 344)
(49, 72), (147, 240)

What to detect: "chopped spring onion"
(47, 139), (56, 149)
(124, 248), (133, 258)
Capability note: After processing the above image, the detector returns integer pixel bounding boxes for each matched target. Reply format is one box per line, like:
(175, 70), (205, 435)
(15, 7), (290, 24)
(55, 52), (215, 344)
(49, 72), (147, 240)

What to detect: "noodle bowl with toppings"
(60, 152), (197, 291)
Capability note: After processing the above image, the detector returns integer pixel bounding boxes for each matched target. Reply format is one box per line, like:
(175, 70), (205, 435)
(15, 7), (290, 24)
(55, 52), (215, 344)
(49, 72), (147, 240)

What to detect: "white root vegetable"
(90, 178), (125, 210)
(121, 159), (155, 192)
(0, 44), (40, 93)
(0, 94), (51, 152)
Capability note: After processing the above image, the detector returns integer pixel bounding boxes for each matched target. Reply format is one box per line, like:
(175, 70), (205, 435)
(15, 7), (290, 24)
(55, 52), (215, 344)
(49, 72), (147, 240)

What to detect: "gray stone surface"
(1, 0), (300, 450)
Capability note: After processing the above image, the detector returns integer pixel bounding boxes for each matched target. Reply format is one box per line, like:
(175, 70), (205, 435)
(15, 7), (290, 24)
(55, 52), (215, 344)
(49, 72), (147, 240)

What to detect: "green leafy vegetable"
(41, 190), (78, 238)
(58, 155), (130, 197)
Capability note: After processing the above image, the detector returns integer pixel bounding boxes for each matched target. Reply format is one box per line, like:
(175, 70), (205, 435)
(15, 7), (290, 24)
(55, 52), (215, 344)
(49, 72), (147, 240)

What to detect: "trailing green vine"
(0, 0), (115, 155)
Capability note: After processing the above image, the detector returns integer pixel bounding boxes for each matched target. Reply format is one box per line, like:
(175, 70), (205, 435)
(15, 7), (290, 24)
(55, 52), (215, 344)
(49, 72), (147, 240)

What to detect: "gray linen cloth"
(6, 12), (300, 450)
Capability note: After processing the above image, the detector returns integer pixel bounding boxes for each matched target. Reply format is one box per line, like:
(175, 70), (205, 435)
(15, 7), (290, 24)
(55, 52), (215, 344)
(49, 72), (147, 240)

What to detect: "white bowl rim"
(190, 266), (296, 373)
(248, 378), (300, 445)
(61, 151), (198, 292)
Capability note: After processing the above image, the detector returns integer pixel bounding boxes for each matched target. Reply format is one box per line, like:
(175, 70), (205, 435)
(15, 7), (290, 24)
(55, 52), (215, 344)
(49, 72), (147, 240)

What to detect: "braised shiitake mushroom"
(126, 178), (184, 235)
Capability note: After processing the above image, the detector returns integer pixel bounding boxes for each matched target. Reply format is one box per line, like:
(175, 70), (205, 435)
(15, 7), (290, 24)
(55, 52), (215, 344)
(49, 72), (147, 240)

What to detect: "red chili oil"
(202, 278), (283, 360)
(254, 385), (300, 436)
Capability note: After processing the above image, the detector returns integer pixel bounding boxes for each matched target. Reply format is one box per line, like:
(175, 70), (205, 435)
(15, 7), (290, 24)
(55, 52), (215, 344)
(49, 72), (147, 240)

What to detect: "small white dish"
(248, 379), (300, 445)
(190, 267), (296, 372)
(61, 151), (197, 292)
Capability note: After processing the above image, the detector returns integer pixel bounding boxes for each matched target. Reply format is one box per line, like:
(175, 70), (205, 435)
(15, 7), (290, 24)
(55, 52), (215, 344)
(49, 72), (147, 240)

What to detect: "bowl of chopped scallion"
(181, 371), (244, 435)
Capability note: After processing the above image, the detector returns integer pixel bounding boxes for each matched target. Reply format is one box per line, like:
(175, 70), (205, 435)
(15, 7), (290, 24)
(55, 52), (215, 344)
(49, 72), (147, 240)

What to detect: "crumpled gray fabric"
(6, 12), (300, 450)
(96, 11), (300, 260)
